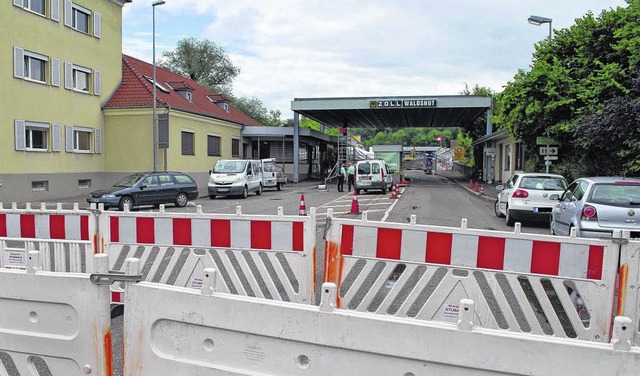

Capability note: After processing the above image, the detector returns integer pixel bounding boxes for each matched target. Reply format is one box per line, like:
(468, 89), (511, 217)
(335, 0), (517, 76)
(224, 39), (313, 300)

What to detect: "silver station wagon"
(550, 177), (640, 238)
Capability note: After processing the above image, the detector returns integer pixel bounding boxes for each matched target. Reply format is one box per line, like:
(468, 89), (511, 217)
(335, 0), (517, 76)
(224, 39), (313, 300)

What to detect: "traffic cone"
(469, 179), (473, 189)
(350, 190), (360, 214)
(299, 194), (307, 216)
(475, 182), (479, 192)
(480, 184), (485, 196)
(389, 184), (398, 199)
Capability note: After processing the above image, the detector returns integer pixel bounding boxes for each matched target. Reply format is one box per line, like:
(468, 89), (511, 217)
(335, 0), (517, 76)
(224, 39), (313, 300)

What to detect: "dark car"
(86, 172), (199, 210)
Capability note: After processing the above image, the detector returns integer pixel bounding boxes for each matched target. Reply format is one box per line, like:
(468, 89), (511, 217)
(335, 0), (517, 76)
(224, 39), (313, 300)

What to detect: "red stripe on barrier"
(425, 232), (452, 265)
(211, 219), (231, 247)
(111, 291), (122, 303)
(340, 225), (354, 256)
(80, 215), (89, 240)
(293, 222), (304, 251)
(173, 218), (192, 245)
(110, 217), (120, 242)
(377, 228), (402, 260)
(49, 215), (66, 239)
(587, 245), (604, 280)
(251, 221), (272, 249)
(0, 214), (6, 237)
(476, 236), (505, 270)
(136, 217), (155, 244)
(531, 241), (560, 276)
(20, 214), (36, 238)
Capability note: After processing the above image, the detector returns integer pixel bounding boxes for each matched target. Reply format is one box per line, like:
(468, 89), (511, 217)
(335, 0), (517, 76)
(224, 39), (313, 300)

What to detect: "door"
(157, 174), (178, 203)
(137, 175), (159, 205)
(555, 180), (587, 235)
(499, 175), (517, 213)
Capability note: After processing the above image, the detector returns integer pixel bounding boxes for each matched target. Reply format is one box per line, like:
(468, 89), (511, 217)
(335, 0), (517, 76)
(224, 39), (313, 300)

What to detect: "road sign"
(453, 147), (465, 161)
(536, 137), (560, 145)
(539, 147), (559, 156)
(485, 148), (496, 156)
(544, 155), (558, 161)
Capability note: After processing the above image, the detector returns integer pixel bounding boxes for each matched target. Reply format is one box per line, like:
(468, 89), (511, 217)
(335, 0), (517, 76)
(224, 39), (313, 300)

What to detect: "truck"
(261, 158), (287, 190)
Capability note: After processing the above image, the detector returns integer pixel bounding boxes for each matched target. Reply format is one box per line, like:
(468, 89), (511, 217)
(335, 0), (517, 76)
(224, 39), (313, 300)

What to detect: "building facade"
(1, 0), (129, 202)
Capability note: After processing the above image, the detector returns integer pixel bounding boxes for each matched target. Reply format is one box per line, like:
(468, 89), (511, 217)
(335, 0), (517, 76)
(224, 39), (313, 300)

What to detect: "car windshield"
(589, 183), (640, 207)
(357, 163), (371, 174)
(213, 161), (246, 173)
(263, 163), (281, 173)
(114, 174), (143, 188)
(519, 177), (567, 191)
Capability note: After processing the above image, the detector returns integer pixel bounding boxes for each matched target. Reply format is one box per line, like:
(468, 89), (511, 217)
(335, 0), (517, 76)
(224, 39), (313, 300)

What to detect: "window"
(144, 76), (170, 93)
(32, 180), (49, 192)
(23, 0), (46, 16)
(217, 102), (229, 112)
(72, 4), (89, 33)
(207, 135), (221, 156)
(504, 144), (511, 171)
(78, 179), (91, 189)
(24, 52), (47, 83)
(73, 66), (90, 92)
(181, 131), (195, 155)
(231, 138), (240, 157)
(140, 175), (158, 187)
(158, 175), (174, 186)
(25, 122), (49, 151)
(174, 174), (195, 184)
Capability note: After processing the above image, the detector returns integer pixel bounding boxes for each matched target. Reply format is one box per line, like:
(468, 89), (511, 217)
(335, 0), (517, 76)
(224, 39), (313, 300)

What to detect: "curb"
(437, 174), (497, 202)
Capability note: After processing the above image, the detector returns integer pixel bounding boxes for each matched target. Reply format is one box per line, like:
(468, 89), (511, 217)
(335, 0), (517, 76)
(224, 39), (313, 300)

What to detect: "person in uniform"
(347, 162), (355, 192)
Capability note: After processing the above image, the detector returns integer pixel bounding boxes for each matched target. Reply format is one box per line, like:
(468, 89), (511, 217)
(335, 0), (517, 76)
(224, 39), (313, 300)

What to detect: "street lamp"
(528, 15), (553, 41)
(152, 0), (165, 172)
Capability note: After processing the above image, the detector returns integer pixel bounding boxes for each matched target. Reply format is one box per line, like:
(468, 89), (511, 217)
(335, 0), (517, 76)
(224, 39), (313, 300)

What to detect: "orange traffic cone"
(350, 190), (360, 214)
(299, 194), (307, 216)
(475, 182), (479, 192)
(389, 184), (398, 199)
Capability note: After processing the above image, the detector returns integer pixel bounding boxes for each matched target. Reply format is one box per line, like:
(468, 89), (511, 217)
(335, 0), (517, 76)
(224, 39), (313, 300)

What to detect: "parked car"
(495, 173), (568, 226)
(86, 171), (199, 210)
(261, 158), (287, 191)
(208, 159), (263, 199)
(550, 177), (640, 238)
(354, 159), (393, 194)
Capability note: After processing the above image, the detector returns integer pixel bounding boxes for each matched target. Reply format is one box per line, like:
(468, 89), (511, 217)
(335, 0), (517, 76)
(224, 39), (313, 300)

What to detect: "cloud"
(123, 0), (628, 119)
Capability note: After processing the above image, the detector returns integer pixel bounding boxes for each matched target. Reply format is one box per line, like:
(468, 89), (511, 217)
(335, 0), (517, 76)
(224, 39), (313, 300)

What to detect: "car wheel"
(119, 196), (134, 211)
(277, 183), (282, 191)
(175, 192), (188, 207)
(382, 186), (387, 194)
(256, 184), (263, 195)
(241, 185), (248, 199)
(494, 199), (504, 218)
(505, 206), (515, 226)
(209, 194), (216, 200)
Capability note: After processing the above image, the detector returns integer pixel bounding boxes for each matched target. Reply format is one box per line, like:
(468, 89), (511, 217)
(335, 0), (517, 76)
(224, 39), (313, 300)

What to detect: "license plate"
(359, 181), (371, 186)
(217, 188), (229, 192)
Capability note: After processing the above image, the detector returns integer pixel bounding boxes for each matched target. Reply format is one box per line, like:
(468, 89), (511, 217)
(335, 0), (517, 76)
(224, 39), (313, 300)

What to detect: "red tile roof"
(103, 54), (262, 127)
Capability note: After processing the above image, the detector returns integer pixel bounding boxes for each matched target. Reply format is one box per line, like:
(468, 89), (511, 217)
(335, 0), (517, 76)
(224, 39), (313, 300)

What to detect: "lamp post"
(528, 15), (553, 41)
(152, 0), (165, 172)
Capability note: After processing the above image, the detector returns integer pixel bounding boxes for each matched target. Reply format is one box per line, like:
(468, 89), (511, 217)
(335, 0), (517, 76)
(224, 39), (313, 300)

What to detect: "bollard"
(480, 184), (485, 196)
(469, 179), (473, 189)
(474, 182), (479, 192)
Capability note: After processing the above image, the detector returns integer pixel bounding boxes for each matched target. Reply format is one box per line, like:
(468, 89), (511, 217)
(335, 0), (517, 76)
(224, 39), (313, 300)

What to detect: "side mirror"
(496, 184), (504, 191)
(549, 194), (560, 200)
(139, 185), (146, 190)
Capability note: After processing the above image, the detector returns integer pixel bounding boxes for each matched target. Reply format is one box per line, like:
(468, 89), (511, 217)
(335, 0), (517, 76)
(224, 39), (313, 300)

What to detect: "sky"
(122, 0), (628, 119)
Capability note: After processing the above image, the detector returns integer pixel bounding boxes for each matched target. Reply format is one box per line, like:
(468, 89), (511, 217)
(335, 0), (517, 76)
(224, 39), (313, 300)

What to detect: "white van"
(354, 159), (393, 194)
(208, 159), (263, 199)
(261, 158), (287, 190)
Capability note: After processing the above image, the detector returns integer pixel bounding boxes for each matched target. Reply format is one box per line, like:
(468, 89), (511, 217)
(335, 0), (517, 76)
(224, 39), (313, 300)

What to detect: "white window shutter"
(50, 0), (59, 21)
(63, 0), (72, 27)
(15, 120), (26, 151)
(52, 123), (61, 152)
(64, 61), (73, 89)
(65, 125), (74, 152)
(93, 69), (102, 96)
(13, 0), (23, 7)
(51, 58), (60, 87)
(94, 128), (102, 154)
(93, 11), (101, 38)
(14, 47), (24, 79)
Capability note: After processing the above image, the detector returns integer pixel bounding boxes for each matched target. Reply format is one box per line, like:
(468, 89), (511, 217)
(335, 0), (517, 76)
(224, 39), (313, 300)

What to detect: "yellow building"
(1, 1), (261, 202)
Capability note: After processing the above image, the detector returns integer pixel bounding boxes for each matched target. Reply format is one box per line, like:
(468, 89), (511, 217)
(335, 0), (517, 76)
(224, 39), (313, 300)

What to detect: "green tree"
(159, 37), (241, 94)
(231, 96), (284, 126)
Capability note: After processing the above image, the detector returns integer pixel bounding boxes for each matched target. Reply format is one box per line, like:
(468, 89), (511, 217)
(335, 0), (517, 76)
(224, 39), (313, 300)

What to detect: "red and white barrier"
(0, 203), (93, 241)
(101, 205), (317, 304)
(616, 235), (640, 346)
(324, 212), (621, 342)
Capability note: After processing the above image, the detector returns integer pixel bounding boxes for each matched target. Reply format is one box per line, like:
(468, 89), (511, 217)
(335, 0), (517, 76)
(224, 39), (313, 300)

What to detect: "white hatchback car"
(495, 173), (568, 226)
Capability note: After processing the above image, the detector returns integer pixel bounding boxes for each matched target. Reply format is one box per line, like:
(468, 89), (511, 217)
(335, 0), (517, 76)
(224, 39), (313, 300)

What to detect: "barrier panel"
(617, 235), (640, 346)
(1, 237), (94, 272)
(123, 277), (640, 375)
(0, 252), (111, 375)
(323, 211), (621, 342)
(100, 205), (317, 304)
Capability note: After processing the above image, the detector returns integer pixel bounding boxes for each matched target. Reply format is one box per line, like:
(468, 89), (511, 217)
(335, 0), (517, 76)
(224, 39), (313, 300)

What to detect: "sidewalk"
(434, 169), (498, 202)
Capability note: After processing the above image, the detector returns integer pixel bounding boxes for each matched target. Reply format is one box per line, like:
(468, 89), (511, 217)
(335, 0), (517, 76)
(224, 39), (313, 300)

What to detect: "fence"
(323, 211), (621, 342)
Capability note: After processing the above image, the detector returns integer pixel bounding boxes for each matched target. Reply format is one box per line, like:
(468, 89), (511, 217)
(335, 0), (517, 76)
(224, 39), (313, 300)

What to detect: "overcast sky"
(122, 0), (627, 118)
